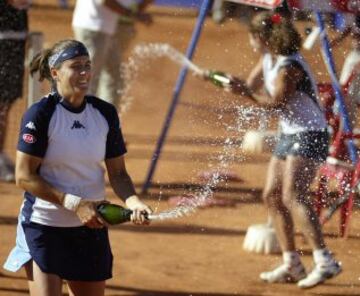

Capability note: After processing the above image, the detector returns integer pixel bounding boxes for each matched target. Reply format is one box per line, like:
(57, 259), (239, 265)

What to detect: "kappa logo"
(71, 120), (85, 129)
(23, 133), (36, 144)
(25, 121), (36, 131)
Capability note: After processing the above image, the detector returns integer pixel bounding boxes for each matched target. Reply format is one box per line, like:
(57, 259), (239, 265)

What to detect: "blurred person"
(206, 12), (342, 288)
(3, 39), (152, 296)
(212, 0), (225, 24)
(0, 0), (29, 182)
(330, 14), (360, 86)
(241, 11), (341, 289)
(72, 0), (153, 111)
(331, 14), (360, 112)
(58, 0), (68, 9)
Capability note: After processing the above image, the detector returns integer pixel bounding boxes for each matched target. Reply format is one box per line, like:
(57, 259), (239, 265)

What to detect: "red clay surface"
(1, 1), (360, 295)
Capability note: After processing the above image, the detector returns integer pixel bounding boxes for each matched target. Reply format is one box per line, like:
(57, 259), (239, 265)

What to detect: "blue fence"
(154, 0), (203, 8)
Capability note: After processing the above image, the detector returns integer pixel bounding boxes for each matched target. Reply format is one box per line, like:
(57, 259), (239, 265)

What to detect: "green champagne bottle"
(205, 70), (232, 88)
(97, 203), (133, 225)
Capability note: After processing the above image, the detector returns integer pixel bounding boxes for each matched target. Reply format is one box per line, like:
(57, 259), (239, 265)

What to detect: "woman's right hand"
(230, 77), (252, 96)
(75, 201), (106, 229)
(135, 12), (153, 25)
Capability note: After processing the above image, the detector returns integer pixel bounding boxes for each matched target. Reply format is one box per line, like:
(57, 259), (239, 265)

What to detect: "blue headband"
(48, 43), (89, 67)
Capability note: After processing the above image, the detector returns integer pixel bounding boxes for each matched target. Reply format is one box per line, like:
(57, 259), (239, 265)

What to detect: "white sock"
(313, 248), (333, 265)
(283, 251), (301, 265)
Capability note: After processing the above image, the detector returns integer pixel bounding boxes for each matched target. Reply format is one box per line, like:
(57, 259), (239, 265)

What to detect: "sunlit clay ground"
(1, 1), (360, 295)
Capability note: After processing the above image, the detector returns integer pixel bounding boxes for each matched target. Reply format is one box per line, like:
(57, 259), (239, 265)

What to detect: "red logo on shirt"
(23, 134), (36, 144)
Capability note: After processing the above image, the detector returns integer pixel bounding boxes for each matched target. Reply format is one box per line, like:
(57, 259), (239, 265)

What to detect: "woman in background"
(231, 12), (342, 289)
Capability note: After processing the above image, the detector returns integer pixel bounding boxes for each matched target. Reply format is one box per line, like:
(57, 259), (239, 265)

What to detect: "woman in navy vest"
(4, 39), (152, 296)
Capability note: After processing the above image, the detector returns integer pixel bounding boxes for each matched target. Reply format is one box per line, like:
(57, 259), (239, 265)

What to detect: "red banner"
(331, 0), (360, 13)
(229, 0), (283, 9)
(229, 0), (360, 13)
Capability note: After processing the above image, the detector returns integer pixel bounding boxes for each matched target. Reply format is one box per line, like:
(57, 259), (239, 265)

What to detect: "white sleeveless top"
(262, 53), (327, 134)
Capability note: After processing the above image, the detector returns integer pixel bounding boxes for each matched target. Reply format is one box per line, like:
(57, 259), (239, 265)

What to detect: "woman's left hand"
(125, 195), (152, 225)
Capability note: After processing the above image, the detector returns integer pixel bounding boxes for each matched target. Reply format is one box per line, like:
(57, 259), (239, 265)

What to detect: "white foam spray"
(148, 105), (271, 221)
(120, 43), (272, 221)
(119, 43), (205, 114)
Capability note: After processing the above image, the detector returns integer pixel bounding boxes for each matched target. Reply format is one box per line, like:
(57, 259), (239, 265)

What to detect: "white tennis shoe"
(260, 262), (307, 283)
(297, 261), (342, 289)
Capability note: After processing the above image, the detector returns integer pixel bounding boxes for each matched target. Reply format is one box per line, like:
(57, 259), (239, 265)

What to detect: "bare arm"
(105, 156), (152, 222)
(102, 0), (134, 16)
(233, 64), (302, 108)
(228, 56), (266, 103)
(246, 55), (264, 92)
(251, 66), (303, 108)
(226, 56), (264, 101)
(138, 0), (153, 12)
(103, 0), (153, 24)
(16, 151), (64, 205)
(230, 55), (265, 103)
(329, 27), (351, 48)
(105, 156), (137, 201)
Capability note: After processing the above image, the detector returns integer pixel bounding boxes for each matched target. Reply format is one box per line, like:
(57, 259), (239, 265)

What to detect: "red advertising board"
(228, 0), (329, 10)
(331, 0), (360, 13)
(228, 0), (282, 9)
(229, 0), (360, 13)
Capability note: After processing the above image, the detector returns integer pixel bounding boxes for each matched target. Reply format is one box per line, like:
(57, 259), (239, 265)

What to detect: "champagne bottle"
(205, 70), (254, 99)
(205, 70), (232, 88)
(97, 203), (134, 225)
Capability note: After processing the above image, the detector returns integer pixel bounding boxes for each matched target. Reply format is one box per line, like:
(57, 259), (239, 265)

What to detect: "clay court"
(1, 1), (360, 295)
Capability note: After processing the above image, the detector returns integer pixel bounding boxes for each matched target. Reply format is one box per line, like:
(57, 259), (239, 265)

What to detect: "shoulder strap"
(279, 54), (323, 111)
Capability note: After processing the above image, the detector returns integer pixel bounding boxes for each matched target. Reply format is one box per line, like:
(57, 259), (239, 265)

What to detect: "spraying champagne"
(203, 69), (255, 99)
(97, 203), (149, 225)
(204, 70), (233, 88)
(97, 198), (200, 224)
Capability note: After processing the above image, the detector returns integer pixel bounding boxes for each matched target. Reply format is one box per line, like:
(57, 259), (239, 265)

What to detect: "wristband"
(125, 194), (140, 206)
(62, 193), (82, 211)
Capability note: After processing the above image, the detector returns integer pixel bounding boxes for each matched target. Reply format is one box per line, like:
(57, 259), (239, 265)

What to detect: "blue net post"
(142, 0), (213, 193)
(314, 10), (358, 164)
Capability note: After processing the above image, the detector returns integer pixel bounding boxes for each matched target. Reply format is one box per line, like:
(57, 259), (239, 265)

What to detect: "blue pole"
(142, 0), (213, 193)
(314, 11), (358, 164)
